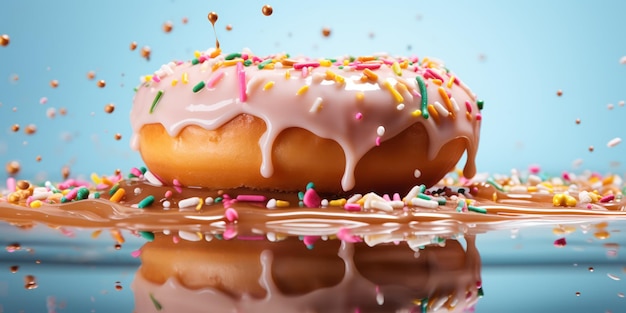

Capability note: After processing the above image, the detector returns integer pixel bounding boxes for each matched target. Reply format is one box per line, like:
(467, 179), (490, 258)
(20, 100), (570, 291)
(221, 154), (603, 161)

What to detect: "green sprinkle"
(338, 65), (344, 69)
(139, 231), (155, 241)
(108, 183), (120, 196)
(417, 193), (431, 201)
(138, 195), (155, 209)
(298, 191), (304, 201)
(468, 205), (487, 214)
(76, 187), (89, 200)
(477, 100), (484, 110)
(243, 59), (252, 67)
(93, 192), (100, 199)
(415, 76), (429, 119)
(225, 52), (242, 60)
(257, 59), (273, 69)
(486, 177), (504, 192)
(192, 81), (206, 93)
(149, 293), (163, 311)
(421, 297), (428, 313)
(191, 58), (199, 65)
(60, 196), (68, 203)
(478, 287), (484, 297)
(150, 90), (164, 114)
(419, 184), (426, 193)
(329, 58), (337, 63)
(436, 197), (446, 205)
(305, 182), (315, 190)
(455, 200), (466, 212)
(214, 233), (223, 240)
(214, 197), (222, 203)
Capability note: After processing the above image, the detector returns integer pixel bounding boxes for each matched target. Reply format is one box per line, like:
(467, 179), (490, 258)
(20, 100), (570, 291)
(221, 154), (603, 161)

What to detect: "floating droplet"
(114, 243), (122, 250)
(322, 27), (331, 37)
(87, 71), (96, 80)
(6, 242), (21, 252)
(50, 80), (59, 88)
(24, 275), (38, 290)
(226, 24), (233, 31)
(6, 161), (20, 175)
(11, 124), (19, 132)
(61, 166), (70, 180)
(104, 103), (115, 113)
(556, 89), (563, 96)
(114, 133), (122, 141)
(207, 12), (218, 24)
(163, 21), (173, 33)
(261, 5), (273, 16)
(141, 46), (151, 60)
(24, 124), (37, 135)
(594, 230), (610, 240)
(115, 281), (123, 291)
(10, 265), (19, 273)
(0, 34), (9, 46)
(130, 41), (137, 51)
(97, 80), (106, 88)
(588, 266), (594, 272)
(182, 17), (188, 24)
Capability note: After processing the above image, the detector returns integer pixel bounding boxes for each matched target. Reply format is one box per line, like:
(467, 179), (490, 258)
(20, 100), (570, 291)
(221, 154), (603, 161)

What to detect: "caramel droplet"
(11, 124), (19, 132)
(24, 124), (36, 135)
(261, 5), (273, 16)
(556, 89), (563, 97)
(24, 275), (38, 290)
(207, 12), (218, 24)
(50, 80), (59, 88)
(130, 41), (137, 51)
(114, 133), (122, 140)
(163, 21), (173, 33)
(226, 24), (233, 31)
(87, 71), (96, 80)
(0, 34), (9, 47)
(588, 146), (594, 152)
(104, 103), (115, 113)
(97, 80), (106, 88)
(5, 161), (20, 176)
(16, 180), (30, 190)
(575, 118), (581, 125)
(6, 242), (21, 252)
(182, 17), (188, 24)
(61, 166), (70, 180)
(140, 46), (151, 60)
(59, 107), (67, 115)
(114, 243), (122, 250)
(115, 282), (123, 291)
(322, 27), (331, 37)
(35, 155), (42, 162)
(10, 265), (19, 273)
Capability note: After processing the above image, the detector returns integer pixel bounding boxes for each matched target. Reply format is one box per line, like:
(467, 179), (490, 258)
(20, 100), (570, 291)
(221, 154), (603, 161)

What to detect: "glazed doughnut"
(130, 49), (482, 193)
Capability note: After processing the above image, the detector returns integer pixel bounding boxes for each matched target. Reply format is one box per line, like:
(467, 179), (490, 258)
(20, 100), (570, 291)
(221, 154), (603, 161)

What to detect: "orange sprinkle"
(209, 48), (221, 58)
(400, 60), (409, 69)
(325, 70), (336, 80)
(466, 111), (472, 121)
(91, 230), (102, 239)
(211, 61), (223, 72)
(357, 56), (376, 62)
(603, 175), (614, 185)
(363, 68), (378, 81)
(438, 87), (455, 117)
(427, 104), (439, 123)
(431, 79), (443, 86)
(356, 92), (365, 102)
(109, 188), (126, 203)
(110, 229), (125, 244)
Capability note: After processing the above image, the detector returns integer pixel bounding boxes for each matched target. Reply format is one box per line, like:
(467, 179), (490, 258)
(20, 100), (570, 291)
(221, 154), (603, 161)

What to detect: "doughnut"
(132, 233), (481, 313)
(130, 49), (483, 193)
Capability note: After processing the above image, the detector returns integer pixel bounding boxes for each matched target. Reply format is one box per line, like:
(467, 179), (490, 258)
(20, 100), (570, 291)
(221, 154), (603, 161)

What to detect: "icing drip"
(130, 51), (482, 190)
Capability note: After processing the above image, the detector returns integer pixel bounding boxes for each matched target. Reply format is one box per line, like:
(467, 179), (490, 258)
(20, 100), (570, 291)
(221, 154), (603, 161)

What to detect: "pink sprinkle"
(303, 235), (320, 247)
(26, 196), (33, 207)
(465, 101), (473, 113)
(382, 194), (391, 201)
(64, 188), (79, 201)
(172, 236), (180, 244)
(225, 207), (239, 222)
(6, 178), (16, 192)
(60, 228), (75, 237)
(303, 188), (322, 208)
(236, 194), (266, 202)
(223, 227), (237, 240)
(293, 62), (320, 70)
(206, 70), (225, 88)
(337, 228), (362, 243)
(355, 112), (363, 120)
(393, 193), (401, 201)
(425, 68), (444, 81)
(173, 179), (182, 187)
(476, 113), (482, 121)
(375, 136), (381, 146)
(241, 53), (249, 60)
(152, 75), (161, 83)
(39, 97), (48, 105)
(95, 183), (109, 190)
(130, 250), (142, 258)
(252, 56), (263, 63)
(164, 190), (173, 198)
(554, 237), (567, 247)
(237, 61), (247, 102)
(301, 66), (309, 78)
(355, 63), (381, 70)
(562, 171), (571, 181)
(600, 194), (615, 203)
(130, 167), (143, 178)
(344, 203), (362, 211)
(528, 165), (541, 174)
(198, 55), (208, 63)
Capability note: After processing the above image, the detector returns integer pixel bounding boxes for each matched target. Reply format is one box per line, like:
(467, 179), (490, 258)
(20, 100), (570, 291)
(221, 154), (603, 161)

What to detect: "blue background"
(1, 0), (626, 182)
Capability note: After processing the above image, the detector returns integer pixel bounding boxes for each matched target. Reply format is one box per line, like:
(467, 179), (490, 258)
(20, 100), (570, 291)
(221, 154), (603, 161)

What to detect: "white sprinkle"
(245, 76), (263, 95)
(266, 198), (277, 209)
(619, 100), (625, 107)
(178, 197), (200, 209)
(410, 197), (439, 209)
(396, 103), (405, 110)
(204, 197), (214, 205)
(413, 169), (421, 178)
(143, 171), (163, 186)
(321, 199), (329, 207)
(620, 56), (626, 64)
(309, 97), (323, 113)
(31, 191), (53, 200)
(163, 229), (171, 235)
(433, 101), (449, 117)
(376, 126), (386, 137)
(133, 187), (142, 195)
(347, 194), (362, 203)
(607, 273), (621, 281)
(451, 97), (460, 112)
(376, 291), (384, 305)
(370, 199), (393, 212)
(607, 137), (621, 148)
(403, 185), (421, 202)
(162, 200), (171, 209)
(204, 233), (213, 241)
(178, 230), (202, 242)
(266, 232), (277, 242)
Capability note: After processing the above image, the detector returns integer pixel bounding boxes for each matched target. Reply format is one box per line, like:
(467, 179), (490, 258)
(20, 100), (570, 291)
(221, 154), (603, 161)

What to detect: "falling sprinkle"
(141, 46), (151, 60)
(49, 80), (59, 88)
(322, 27), (331, 37)
(608, 103), (615, 110)
(104, 103), (115, 113)
(162, 21), (173, 33)
(553, 237), (567, 247)
(150, 293), (163, 311)
(115, 282), (123, 291)
(575, 118), (581, 125)
(87, 71), (96, 80)
(607, 273), (621, 281)
(96, 80), (106, 88)
(61, 166), (70, 180)
(10, 265), (19, 273)
(24, 275), (37, 290)
(130, 41), (138, 51)
(588, 146), (594, 152)
(262, 5), (273, 16)
(575, 292), (581, 297)
(0, 34), (9, 46)
(182, 17), (188, 24)
(39, 97), (48, 104)
(607, 137), (621, 148)
(24, 124), (37, 135)
(6, 161), (20, 175)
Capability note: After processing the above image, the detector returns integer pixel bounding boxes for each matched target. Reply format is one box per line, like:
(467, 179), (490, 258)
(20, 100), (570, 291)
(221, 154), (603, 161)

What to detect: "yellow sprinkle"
(431, 79), (443, 86)
(182, 72), (189, 84)
(263, 81), (275, 91)
(61, 189), (70, 195)
(603, 175), (615, 185)
(427, 104), (439, 123)
(101, 176), (113, 186)
(383, 81), (404, 103)
(90, 173), (102, 184)
(325, 70), (336, 80)
(391, 61), (402, 76)
(395, 81), (409, 95)
(223, 58), (243, 67)
(552, 194), (565, 206)
(334, 74), (345, 85)
(194, 51), (201, 58)
(343, 59), (350, 66)
(29, 200), (42, 208)
(276, 200), (290, 207)
(527, 186), (538, 192)
(171, 79), (178, 86)
(588, 192), (600, 203)
(447, 75), (456, 88)
(438, 86), (455, 117)
(296, 85), (309, 95)
(329, 198), (347, 207)
(492, 192), (497, 202)
(110, 229), (125, 244)
(400, 60), (409, 69)
(319, 59), (332, 67)
(357, 56), (376, 62)
(411, 109), (422, 117)
(285, 69), (291, 79)
(144, 75), (152, 82)
(264, 63), (275, 70)
(91, 230), (102, 239)
(356, 92), (365, 102)
(211, 61), (223, 72)
(196, 232), (204, 240)
(362, 68), (378, 81)
(109, 188), (126, 203)
(195, 197), (204, 211)
(210, 48), (221, 58)
(565, 195), (577, 207)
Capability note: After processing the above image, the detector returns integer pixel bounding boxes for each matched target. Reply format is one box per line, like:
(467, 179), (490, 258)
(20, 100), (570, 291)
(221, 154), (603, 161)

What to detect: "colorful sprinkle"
(415, 76), (428, 119)
(149, 90), (164, 114)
